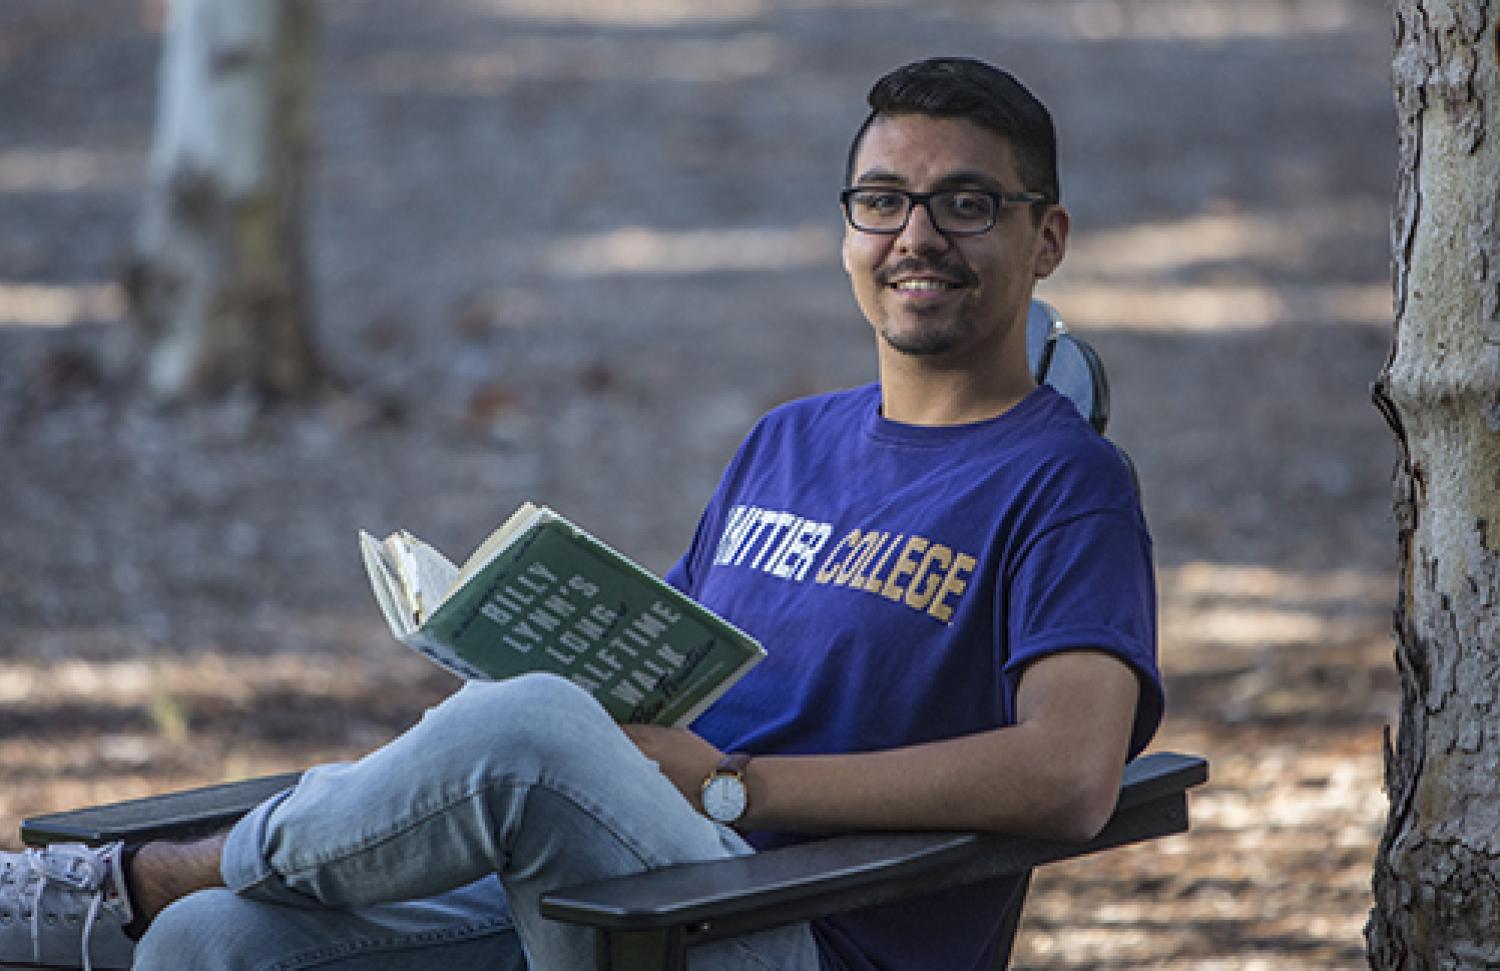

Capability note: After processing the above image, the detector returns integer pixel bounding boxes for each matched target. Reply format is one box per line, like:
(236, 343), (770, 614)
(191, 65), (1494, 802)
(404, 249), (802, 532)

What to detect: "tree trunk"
(1368, 1), (1500, 966)
(125, 0), (319, 400)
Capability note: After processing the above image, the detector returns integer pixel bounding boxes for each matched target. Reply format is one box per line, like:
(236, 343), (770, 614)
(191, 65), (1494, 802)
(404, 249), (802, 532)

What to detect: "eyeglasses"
(839, 187), (1047, 236)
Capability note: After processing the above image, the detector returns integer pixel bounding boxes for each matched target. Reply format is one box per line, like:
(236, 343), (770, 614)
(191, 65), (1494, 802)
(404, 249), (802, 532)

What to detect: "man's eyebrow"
(849, 168), (1007, 191)
(850, 168), (906, 186)
(930, 170), (1007, 191)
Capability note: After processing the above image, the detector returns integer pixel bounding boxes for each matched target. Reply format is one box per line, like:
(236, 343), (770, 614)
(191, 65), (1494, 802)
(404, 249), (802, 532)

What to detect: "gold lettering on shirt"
(927, 552), (977, 622)
(863, 533), (905, 592)
(816, 529), (860, 584)
(880, 536), (928, 601)
(837, 530), (885, 587)
(904, 543), (953, 610)
(720, 511), (977, 625)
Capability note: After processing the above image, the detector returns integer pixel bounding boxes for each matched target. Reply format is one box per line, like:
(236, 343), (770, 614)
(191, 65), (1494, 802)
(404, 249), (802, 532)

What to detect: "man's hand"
(621, 724), (724, 812)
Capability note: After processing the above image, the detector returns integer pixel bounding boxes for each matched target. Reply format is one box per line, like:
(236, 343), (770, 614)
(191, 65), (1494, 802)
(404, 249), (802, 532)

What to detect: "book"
(359, 502), (764, 727)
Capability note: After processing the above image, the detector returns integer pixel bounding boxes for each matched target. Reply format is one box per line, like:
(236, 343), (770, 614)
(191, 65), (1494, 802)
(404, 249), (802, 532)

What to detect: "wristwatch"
(701, 753), (752, 825)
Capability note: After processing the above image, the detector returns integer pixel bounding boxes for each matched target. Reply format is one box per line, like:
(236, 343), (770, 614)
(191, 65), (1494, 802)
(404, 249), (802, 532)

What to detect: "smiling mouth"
(890, 277), (964, 294)
(879, 259), (976, 293)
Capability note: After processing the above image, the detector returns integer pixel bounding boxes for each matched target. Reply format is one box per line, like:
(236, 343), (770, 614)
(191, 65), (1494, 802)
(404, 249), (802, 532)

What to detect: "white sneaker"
(0, 842), (135, 970)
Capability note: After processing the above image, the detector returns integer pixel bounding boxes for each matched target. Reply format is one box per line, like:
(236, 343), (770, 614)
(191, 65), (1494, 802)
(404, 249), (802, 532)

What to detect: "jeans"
(133, 674), (820, 969)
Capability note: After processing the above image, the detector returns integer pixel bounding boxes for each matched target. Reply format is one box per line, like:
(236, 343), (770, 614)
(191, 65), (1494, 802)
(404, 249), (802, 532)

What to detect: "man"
(3, 57), (1161, 970)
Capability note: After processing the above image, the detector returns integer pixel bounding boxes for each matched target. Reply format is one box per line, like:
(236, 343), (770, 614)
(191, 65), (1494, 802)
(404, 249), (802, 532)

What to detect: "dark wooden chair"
(21, 301), (1205, 969)
(22, 754), (1206, 970)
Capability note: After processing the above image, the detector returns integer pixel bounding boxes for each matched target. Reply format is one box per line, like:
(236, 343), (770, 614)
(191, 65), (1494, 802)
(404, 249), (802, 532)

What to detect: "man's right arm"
(626, 647), (1140, 842)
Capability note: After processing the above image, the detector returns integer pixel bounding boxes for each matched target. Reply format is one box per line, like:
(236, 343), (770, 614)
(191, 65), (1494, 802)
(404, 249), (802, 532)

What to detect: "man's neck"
(876, 356), (1037, 426)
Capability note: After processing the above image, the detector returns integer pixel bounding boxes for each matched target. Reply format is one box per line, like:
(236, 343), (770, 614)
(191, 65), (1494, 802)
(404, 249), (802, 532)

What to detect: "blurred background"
(0, 0), (1398, 966)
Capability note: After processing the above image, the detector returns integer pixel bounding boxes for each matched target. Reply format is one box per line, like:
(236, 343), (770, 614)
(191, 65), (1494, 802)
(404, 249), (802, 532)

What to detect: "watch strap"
(716, 752), (752, 778)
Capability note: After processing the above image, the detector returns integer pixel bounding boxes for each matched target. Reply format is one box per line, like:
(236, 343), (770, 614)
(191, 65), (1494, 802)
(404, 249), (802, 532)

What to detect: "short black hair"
(844, 57), (1060, 205)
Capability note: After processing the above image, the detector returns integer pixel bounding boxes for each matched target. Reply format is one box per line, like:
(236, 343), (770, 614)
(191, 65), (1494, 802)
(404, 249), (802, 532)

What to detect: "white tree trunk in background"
(1368, 1), (1500, 965)
(126, 0), (319, 399)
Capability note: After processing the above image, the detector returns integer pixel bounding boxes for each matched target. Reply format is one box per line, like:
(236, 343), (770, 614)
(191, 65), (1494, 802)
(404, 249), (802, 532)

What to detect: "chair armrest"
(540, 752), (1207, 946)
(21, 772), (303, 847)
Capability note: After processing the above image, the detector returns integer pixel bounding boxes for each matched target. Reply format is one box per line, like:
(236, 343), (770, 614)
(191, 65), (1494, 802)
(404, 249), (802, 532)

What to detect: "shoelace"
(22, 848), (109, 971)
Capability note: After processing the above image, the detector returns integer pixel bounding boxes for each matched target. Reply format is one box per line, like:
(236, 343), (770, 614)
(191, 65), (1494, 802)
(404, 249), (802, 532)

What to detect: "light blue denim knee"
(144, 674), (818, 969)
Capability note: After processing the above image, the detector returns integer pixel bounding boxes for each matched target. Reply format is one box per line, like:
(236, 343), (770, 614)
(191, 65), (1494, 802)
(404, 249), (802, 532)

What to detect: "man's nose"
(896, 200), (951, 253)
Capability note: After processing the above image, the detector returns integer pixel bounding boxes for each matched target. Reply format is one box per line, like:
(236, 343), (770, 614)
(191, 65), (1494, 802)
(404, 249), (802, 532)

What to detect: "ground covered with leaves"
(1, 1), (1399, 966)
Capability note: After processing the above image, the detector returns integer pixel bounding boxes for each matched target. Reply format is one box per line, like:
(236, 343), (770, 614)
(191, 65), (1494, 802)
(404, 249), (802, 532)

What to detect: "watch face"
(703, 774), (748, 823)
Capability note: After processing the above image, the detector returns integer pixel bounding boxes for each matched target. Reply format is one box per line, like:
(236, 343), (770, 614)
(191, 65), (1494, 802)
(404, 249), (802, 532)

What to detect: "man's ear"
(1032, 206), (1070, 281)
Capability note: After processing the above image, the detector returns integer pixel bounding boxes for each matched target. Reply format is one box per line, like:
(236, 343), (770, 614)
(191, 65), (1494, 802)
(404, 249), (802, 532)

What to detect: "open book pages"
(360, 503), (545, 634)
(359, 530), (456, 635)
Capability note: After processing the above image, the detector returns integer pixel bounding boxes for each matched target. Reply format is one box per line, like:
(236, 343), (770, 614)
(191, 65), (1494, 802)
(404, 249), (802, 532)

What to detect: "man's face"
(841, 114), (1067, 364)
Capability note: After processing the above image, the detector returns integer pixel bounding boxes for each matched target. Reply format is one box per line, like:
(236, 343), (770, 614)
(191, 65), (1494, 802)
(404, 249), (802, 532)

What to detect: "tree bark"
(125, 0), (320, 400)
(1368, 1), (1500, 966)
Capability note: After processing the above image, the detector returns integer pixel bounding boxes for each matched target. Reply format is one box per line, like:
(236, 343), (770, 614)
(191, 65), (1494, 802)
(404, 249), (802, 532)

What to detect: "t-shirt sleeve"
(1002, 506), (1164, 758)
(665, 469), (735, 597)
(664, 540), (697, 595)
(663, 411), (779, 598)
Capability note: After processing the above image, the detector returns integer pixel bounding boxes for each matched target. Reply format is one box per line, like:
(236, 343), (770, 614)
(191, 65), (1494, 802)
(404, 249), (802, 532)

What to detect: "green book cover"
(360, 504), (764, 727)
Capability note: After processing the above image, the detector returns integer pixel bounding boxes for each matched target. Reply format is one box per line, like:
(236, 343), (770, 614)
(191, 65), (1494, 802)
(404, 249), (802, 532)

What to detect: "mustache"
(875, 257), (978, 288)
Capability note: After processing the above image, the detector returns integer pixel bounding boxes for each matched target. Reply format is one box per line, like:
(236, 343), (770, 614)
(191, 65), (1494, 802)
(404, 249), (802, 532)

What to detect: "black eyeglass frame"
(839, 186), (1049, 236)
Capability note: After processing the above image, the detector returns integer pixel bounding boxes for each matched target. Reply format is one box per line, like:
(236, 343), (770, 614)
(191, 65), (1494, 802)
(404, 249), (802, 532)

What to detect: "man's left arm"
(625, 648), (1140, 842)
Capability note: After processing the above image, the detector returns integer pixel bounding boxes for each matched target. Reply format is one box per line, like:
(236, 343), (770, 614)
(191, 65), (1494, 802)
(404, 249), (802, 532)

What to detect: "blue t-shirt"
(667, 383), (1163, 971)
